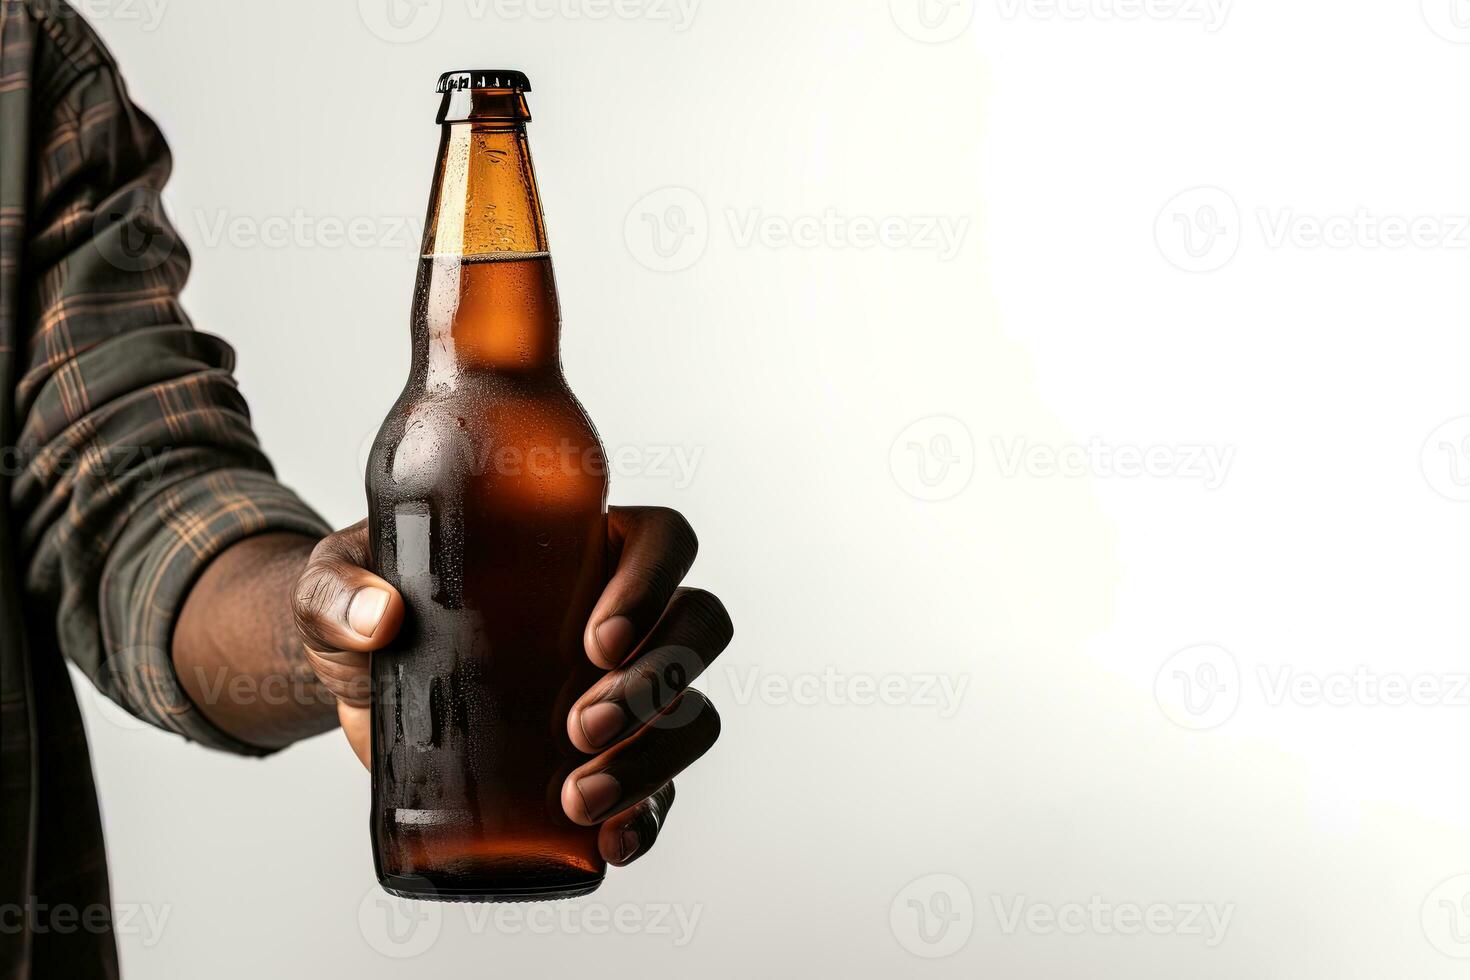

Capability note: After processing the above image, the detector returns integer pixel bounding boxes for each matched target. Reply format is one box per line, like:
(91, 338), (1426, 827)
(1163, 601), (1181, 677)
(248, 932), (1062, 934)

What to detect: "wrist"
(174, 532), (336, 748)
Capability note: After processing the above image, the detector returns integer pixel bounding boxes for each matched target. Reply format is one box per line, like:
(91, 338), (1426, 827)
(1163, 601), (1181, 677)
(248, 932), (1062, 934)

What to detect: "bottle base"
(379, 872), (604, 904)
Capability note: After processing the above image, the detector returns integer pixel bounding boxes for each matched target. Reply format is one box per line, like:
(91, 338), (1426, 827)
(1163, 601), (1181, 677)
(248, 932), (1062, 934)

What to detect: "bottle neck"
(415, 116), (560, 383)
(422, 120), (547, 256)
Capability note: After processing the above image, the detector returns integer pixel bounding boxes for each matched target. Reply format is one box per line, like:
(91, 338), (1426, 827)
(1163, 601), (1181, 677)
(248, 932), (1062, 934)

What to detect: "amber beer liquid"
(366, 70), (608, 901)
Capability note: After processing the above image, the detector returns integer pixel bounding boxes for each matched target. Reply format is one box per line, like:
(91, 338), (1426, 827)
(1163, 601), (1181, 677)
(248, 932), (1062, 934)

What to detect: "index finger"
(583, 507), (699, 669)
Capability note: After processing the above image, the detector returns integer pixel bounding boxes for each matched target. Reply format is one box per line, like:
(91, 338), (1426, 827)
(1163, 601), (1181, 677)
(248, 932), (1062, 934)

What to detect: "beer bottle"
(366, 70), (608, 901)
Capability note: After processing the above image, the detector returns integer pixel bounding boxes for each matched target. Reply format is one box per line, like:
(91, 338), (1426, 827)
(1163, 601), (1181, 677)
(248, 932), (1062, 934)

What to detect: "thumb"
(293, 521), (405, 654)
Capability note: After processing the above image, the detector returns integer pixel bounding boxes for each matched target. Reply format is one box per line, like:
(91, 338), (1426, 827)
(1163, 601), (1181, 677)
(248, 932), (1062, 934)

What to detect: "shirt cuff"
(95, 468), (331, 756)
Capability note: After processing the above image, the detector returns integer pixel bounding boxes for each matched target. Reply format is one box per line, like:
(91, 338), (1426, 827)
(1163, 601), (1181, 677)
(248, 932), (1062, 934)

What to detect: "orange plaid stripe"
(0, 4), (331, 976)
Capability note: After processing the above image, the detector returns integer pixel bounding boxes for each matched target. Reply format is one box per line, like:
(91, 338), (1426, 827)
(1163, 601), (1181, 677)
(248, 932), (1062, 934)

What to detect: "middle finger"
(567, 587), (733, 754)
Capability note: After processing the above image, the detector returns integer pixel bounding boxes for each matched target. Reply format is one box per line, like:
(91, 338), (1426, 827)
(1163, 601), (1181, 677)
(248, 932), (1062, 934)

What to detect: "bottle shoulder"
(367, 374), (607, 500)
(388, 374), (597, 429)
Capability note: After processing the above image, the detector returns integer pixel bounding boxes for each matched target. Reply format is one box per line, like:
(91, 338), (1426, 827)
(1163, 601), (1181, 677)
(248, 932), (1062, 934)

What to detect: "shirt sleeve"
(12, 35), (332, 755)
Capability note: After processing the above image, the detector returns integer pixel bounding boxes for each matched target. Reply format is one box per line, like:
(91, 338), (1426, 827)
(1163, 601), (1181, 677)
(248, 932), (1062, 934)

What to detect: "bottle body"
(366, 76), (608, 901)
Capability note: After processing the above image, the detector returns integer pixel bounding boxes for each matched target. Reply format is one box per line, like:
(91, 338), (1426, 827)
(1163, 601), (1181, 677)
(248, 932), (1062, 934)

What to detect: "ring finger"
(561, 690), (721, 827)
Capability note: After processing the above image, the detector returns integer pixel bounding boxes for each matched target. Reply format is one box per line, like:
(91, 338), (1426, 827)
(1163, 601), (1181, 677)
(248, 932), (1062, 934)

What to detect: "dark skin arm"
(174, 532), (335, 748)
(173, 506), (731, 867)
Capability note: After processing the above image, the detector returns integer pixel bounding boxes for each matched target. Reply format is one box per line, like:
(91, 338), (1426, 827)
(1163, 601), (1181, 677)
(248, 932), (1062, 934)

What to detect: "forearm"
(174, 532), (338, 749)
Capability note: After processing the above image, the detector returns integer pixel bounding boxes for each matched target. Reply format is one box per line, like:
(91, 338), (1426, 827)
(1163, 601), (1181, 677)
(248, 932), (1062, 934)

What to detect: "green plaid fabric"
(0, 3), (331, 976)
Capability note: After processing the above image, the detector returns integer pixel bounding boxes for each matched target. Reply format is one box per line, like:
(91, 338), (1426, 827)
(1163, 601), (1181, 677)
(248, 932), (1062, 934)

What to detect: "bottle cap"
(436, 70), (532, 93)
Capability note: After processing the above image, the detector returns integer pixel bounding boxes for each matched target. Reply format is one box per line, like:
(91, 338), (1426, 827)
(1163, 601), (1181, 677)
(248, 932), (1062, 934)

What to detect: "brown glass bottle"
(366, 70), (608, 902)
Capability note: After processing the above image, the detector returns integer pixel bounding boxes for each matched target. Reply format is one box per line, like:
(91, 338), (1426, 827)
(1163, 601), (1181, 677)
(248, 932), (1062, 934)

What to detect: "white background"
(71, 0), (1470, 976)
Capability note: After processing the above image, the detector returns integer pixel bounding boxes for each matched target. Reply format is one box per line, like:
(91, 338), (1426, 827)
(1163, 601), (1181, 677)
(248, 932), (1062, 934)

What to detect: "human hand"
(290, 506), (731, 867)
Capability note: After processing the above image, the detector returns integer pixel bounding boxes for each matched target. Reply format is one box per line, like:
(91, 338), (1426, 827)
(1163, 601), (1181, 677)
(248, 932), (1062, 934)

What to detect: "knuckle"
(306, 530), (344, 565)
(305, 652), (358, 687)
(631, 552), (684, 608)
(661, 508), (699, 565)
(622, 657), (683, 720)
(666, 688), (719, 746)
(692, 692), (721, 746)
(311, 523), (369, 564)
(293, 558), (348, 632)
(674, 587), (734, 645)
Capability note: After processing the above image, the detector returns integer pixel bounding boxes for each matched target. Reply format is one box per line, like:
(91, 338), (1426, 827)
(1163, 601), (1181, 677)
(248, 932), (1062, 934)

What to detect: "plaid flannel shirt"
(0, 3), (331, 977)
